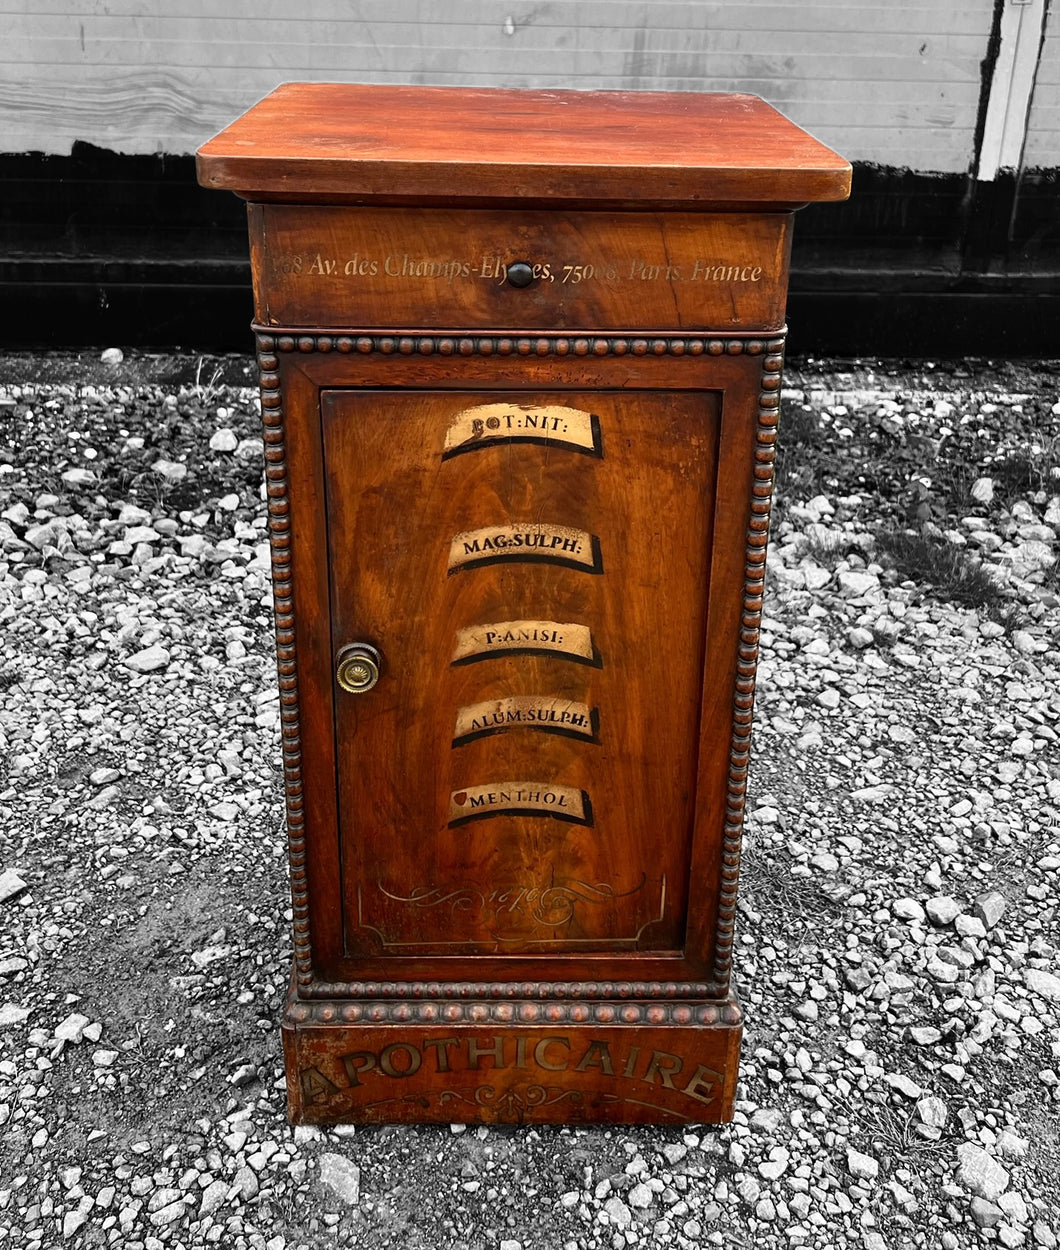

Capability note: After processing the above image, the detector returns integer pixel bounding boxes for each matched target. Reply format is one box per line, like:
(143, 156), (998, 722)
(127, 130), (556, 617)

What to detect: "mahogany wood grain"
(198, 84), (851, 208)
(274, 345), (763, 990)
(200, 84), (849, 1125)
(284, 1013), (742, 1126)
(251, 205), (791, 331)
(324, 387), (716, 958)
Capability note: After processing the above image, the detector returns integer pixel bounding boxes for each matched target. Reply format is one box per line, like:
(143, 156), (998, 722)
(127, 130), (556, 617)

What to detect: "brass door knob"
(335, 643), (381, 694)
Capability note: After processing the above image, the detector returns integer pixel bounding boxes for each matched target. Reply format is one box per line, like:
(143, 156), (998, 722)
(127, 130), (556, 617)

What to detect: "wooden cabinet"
(198, 84), (849, 1125)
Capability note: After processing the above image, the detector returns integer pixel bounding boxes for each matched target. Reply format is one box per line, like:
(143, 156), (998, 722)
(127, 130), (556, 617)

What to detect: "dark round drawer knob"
(506, 262), (535, 288)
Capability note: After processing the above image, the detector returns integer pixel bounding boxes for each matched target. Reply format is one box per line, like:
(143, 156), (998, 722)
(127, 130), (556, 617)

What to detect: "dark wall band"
(0, 148), (1056, 357)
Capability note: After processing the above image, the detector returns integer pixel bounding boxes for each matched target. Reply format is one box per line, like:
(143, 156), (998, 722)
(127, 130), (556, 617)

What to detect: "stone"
(234, 1166), (259, 1200)
(928, 958), (960, 984)
(956, 914), (988, 939)
(996, 1130), (1029, 1160)
(54, 1013), (91, 1043)
(199, 1180), (228, 1217)
(737, 1176), (761, 1204)
(150, 1199), (187, 1227)
(926, 896), (962, 926)
(604, 1197), (632, 1228)
(759, 1148), (790, 1181)
(210, 428), (239, 452)
(118, 502), (151, 524)
(1032, 1220), (1057, 1247)
(749, 1108), (783, 1134)
(837, 570), (880, 597)
(124, 525), (159, 544)
(25, 518), (68, 550)
(319, 1153), (360, 1204)
(974, 891), (1007, 930)
(1024, 968), (1060, 1000)
(971, 1198), (1005, 1229)
(1009, 540), (1055, 573)
(755, 1197), (777, 1221)
(179, 534), (209, 557)
(100, 347), (124, 365)
(628, 1183), (654, 1209)
(852, 784), (895, 802)
(124, 645), (170, 673)
(916, 1095), (947, 1128)
(61, 467), (96, 488)
(970, 476), (994, 504)
(151, 458), (188, 482)
(802, 562), (832, 591)
(957, 1143), (1009, 1202)
(1000, 1193), (1030, 1225)
(884, 1073), (922, 1099)
(909, 1026), (942, 1045)
(893, 898), (926, 923)
(999, 1226), (1027, 1249)
(0, 1003), (31, 1027)
(63, 1210), (90, 1239)
(848, 626), (874, 649)
(0, 869), (28, 903)
(846, 1147), (878, 1180)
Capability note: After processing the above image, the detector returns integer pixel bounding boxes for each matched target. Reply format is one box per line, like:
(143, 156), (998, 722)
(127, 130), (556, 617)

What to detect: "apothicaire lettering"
(299, 1033), (722, 1108)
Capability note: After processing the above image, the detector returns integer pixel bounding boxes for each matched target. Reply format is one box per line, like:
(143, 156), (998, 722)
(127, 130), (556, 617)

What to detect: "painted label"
(291, 1023), (737, 1123)
(284, 251), (763, 288)
(453, 696), (596, 744)
(442, 404), (601, 458)
(305, 1036), (722, 1105)
(448, 782), (591, 826)
(448, 524), (601, 574)
(452, 620), (595, 666)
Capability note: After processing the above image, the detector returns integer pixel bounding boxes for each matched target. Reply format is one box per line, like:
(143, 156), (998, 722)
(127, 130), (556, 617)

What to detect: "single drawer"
(250, 205), (791, 332)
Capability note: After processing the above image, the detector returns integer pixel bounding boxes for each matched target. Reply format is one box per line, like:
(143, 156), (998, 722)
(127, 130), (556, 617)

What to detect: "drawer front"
(252, 205), (790, 331)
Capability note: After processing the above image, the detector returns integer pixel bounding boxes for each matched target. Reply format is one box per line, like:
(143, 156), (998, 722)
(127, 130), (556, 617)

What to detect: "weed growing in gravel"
(987, 435), (1060, 497)
(775, 403), (827, 498)
(194, 356), (225, 405)
(848, 1099), (951, 1177)
(876, 530), (1007, 610)
(739, 850), (842, 925)
(800, 528), (849, 568)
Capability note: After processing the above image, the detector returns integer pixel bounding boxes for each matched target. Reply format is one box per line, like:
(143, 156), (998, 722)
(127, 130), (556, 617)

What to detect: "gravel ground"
(0, 351), (1058, 1250)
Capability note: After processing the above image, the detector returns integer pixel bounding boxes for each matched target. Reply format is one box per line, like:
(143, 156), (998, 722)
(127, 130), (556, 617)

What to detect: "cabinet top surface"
(196, 83), (850, 208)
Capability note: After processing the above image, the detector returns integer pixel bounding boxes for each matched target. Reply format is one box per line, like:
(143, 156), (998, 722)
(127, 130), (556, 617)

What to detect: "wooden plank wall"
(1023, 2), (1059, 169)
(1, 0), (995, 172)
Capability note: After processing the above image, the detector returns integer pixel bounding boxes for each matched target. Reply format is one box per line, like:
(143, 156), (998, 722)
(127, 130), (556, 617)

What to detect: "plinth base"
(283, 984), (741, 1125)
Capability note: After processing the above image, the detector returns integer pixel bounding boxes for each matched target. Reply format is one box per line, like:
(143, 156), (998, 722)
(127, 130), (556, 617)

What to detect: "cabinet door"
(322, 389), (719, 958)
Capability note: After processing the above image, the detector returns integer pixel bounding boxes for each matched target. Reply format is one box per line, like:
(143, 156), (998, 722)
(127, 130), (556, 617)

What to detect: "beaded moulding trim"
(261, 329), (781, 358)
(286, 995), (742, 1028)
